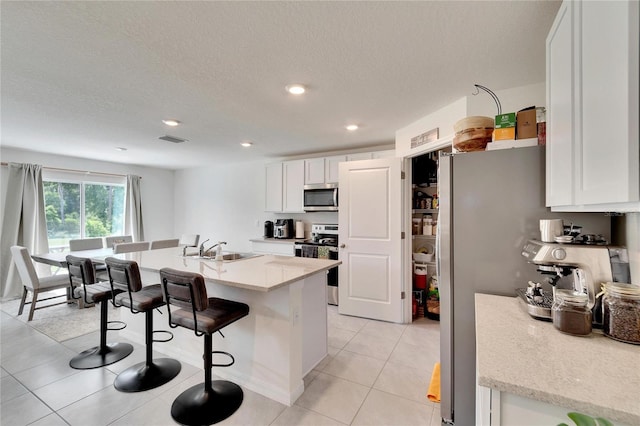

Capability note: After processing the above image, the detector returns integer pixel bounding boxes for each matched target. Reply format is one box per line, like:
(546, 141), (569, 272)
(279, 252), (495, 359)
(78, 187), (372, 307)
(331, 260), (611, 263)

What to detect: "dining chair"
(69, 237), (104, 251)
(178, 234), (200, 256)
(149, 239), (180, 250)
(10, 246), (71, 321)
(105, 235), (133, 249)
(68, 237), (108, 280)
(178, 234), (200, 247)
(113, 241), (150, 254)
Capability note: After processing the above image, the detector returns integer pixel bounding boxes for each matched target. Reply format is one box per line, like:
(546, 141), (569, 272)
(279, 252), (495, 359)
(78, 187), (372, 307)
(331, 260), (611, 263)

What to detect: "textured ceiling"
(1, 1), (561, 170)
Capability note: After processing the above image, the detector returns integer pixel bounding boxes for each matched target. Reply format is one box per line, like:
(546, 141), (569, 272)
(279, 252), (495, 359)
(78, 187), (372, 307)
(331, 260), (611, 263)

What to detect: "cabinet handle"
(340, 244), (346, 248)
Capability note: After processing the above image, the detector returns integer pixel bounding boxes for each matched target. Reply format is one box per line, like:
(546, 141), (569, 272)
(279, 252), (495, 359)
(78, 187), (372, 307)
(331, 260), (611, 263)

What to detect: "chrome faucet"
(198, 239), (210, 257)
(202, 241), (227, 258)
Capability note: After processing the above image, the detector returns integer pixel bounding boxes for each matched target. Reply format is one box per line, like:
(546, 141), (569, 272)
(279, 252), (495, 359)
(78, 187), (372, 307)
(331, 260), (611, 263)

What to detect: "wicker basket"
(453, 116), (494, 152)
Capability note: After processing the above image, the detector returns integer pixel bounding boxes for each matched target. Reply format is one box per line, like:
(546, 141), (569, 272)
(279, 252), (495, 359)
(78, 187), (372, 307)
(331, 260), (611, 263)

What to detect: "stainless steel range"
(294, 224), (339, 305)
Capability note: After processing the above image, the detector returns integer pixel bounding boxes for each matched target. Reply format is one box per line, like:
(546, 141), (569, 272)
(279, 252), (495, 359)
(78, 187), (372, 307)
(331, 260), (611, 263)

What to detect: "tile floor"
(0, 305), (441, 425)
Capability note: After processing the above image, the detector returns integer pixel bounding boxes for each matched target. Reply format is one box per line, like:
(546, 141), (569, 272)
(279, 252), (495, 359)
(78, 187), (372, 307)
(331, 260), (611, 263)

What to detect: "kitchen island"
(475, 293), (640, 425)
(106, 247), (340, 406)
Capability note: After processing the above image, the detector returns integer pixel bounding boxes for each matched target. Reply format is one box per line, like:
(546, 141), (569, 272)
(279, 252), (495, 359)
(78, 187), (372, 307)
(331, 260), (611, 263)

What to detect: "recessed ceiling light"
(285, 84), (306, 95)
(115, 147), (128, 151)
(346, 124), (359, 131)
(241, 141), (253, 147)
(162, 119), (181, 126)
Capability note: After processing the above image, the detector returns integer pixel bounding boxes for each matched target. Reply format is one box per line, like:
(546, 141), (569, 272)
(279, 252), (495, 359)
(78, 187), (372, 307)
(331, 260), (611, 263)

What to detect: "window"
(43, 171), (126, 251)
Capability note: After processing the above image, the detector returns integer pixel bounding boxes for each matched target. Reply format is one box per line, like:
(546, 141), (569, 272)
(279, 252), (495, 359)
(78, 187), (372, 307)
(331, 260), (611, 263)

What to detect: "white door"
(338, 157), (404, 322)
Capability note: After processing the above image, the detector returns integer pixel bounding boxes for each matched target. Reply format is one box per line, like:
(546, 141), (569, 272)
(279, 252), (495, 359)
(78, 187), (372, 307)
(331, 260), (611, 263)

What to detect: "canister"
(551, 289), (592, 336)
(414, 264), (427, 289)
(602, 282), (640, 344)
(412, 218), (422, 235)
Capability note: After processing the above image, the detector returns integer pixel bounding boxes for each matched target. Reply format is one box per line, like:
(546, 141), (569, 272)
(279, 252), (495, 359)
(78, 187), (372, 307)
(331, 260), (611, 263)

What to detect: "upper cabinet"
(265, 160), (305, 213)
(546, 0), (639, 212)
(304, 156), (345, 185)
(305, 151), (396, 186)
(283, 160), (305, 212)
(269, 149), (396, 212)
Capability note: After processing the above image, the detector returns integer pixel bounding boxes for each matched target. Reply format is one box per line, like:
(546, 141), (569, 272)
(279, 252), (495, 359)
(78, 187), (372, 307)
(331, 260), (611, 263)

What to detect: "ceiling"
(1, 1), (561, 170)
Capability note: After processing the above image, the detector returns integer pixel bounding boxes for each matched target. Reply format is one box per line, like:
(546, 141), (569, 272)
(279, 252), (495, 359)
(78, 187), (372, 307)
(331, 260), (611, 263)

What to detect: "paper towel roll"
(295, 221), (305, 239)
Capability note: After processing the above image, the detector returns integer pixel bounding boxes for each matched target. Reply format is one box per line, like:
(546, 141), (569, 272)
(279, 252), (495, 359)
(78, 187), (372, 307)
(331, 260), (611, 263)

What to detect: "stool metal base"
(114, 358), (181, 392)
(171, 380), (243, 426)
(69, 342), (134, 370)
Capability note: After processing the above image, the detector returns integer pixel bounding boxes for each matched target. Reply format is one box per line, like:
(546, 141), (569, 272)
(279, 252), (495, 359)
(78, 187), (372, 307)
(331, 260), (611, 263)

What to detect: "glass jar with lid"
(602, 282), (640, 344)
(551, 289), (592, 336)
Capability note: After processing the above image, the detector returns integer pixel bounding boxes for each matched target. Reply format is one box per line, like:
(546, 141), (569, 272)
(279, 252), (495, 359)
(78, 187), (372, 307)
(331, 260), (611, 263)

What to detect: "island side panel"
(301, 271), (328, 375)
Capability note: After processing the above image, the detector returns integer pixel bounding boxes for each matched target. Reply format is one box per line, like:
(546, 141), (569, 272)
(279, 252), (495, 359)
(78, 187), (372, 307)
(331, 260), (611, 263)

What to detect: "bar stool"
(66, 255), (133, 369)
(159, 268), (250, 426)
(105, 257), (181, 392)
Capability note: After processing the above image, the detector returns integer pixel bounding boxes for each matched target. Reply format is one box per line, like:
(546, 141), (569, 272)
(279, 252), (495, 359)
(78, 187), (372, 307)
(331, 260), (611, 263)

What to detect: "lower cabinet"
(476, 386), (622, 426)
(251, 240), (295, 256)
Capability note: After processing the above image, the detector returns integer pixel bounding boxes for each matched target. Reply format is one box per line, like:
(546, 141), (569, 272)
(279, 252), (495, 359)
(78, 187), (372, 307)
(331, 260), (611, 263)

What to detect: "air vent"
(159, 135), (187, 144)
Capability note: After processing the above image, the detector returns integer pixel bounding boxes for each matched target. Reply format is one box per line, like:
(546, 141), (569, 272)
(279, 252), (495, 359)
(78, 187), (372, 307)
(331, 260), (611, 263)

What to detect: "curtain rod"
(0, 162), (131, 178)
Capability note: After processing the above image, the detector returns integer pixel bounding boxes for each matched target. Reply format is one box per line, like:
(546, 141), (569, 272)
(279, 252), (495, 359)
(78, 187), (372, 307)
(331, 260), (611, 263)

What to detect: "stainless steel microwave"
(303, 184), (338, 211)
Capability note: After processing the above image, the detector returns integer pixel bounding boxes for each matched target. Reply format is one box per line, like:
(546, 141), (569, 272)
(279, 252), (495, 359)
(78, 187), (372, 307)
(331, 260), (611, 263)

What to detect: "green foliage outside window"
(43, 180), (125, 248)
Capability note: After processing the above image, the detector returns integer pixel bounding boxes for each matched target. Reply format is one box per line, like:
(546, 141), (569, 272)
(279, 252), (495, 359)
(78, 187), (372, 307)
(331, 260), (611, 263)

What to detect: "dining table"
(31, 247), (116, 268)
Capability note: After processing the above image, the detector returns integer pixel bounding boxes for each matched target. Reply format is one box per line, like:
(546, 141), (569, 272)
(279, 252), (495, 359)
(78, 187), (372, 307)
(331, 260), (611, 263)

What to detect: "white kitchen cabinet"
(265, 160), (304, 213)
(305, 155), (346, 185)
(251, 239), (295, 256)
(304, 157), (325, 185)
(283, 160), (304, 212)
(477, 386), (589, 426)
(546, 0), (639, 212)
(324, 155), (346, 183)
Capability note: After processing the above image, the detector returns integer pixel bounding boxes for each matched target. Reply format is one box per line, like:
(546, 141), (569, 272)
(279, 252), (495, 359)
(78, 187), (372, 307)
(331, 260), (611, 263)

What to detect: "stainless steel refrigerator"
(437, 145), (610, 425)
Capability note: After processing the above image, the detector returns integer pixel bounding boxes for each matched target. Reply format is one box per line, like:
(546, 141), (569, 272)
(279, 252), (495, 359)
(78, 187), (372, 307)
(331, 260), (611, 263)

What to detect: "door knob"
(340, 244), (346, 248)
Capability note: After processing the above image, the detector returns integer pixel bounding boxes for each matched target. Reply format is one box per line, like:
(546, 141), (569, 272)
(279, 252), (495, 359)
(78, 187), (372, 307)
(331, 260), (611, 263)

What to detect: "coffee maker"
(520, 240), (630, 326)
(274, 219), (293, 239)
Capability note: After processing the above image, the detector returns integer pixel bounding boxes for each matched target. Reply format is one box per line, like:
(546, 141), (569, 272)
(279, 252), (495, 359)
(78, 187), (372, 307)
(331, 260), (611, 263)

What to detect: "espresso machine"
(519, 240), (630, 326)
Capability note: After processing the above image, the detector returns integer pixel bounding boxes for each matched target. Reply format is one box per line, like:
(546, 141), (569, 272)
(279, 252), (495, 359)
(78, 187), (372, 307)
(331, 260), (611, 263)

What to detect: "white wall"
(395, 82), (546, 158)
(173, 161), (339, 253)
(0, 147), (175, 242)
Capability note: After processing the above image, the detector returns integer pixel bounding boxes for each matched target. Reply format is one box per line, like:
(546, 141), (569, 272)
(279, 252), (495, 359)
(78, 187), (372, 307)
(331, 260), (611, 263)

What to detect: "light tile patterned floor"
(0, 305), (441, 425)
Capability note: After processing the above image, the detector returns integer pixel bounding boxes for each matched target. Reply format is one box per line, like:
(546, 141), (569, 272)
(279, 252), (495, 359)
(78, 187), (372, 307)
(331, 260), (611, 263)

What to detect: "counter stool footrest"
(152, 329), (174, 343)
(107, 320), (127, 331)
(211, 350), (235, 368)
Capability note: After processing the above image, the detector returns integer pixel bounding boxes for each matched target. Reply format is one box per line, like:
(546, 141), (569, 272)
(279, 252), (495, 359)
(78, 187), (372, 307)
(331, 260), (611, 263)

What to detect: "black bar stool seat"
(160, 267), (250, 426)
(106, 257), (181, 392)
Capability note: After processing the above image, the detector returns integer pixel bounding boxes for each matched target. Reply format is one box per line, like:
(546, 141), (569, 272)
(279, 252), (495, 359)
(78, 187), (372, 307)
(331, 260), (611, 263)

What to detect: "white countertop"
(108, 247), (340, 292)
(475, 293), (640, 425)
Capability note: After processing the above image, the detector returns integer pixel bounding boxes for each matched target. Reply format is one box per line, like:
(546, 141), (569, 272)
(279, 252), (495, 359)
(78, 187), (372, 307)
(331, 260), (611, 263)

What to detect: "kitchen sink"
(183, 252), (261, 262)
(218, 252), (261, 261)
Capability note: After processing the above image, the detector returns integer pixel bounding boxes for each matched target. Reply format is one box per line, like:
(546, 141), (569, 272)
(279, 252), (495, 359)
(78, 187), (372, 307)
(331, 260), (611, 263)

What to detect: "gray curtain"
(0, 163), (50, 299)
(124, 174), (144, 241)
